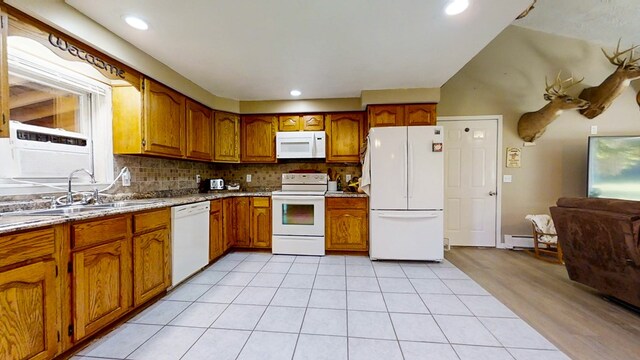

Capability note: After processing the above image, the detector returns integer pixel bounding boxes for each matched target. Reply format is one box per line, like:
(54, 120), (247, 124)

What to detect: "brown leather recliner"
(550, 197), (640, 308)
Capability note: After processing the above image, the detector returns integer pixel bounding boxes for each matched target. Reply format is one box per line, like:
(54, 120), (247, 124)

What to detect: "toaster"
(199, 178), (225, 192)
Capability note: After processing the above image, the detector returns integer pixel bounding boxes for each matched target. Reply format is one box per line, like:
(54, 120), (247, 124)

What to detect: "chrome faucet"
(67, 168), (99, 205)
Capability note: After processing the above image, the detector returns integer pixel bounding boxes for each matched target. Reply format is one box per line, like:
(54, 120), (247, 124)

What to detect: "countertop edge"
(0, 190), (368, 235)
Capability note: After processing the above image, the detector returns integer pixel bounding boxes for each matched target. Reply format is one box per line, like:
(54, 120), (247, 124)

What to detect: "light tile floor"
(73, 251), (570, 360)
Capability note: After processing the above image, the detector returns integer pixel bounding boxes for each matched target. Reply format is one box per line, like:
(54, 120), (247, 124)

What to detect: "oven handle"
(272, 195), (325, 201)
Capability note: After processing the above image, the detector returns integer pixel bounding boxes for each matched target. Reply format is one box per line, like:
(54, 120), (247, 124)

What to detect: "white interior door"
(439, 119), (498, 247)
(369, 127), (407, 210)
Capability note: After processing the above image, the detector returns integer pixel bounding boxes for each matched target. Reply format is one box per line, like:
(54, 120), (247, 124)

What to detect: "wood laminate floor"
(446, 248), (640, 360)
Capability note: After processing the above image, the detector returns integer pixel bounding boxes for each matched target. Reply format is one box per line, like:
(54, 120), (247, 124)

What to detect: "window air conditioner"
(0, 121), (92, 179)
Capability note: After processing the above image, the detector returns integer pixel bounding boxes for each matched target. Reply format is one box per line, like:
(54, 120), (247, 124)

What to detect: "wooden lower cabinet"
(234, 197), (251, 247)
(132, 209), (170, 307)
(222, 197), (271, 249)
(0, 260), (58, 360)
(0, 209), (174, 358)
(325, 197), (369, 251)
(70, 209), (170, 343)
(209, 199), (225, 261)
(222, 198), (236, 250)
(133, 228), (169, 306)
(250, 197), (271, 248)
(72, 238), (132, 341)
(0, 226), (60, 360)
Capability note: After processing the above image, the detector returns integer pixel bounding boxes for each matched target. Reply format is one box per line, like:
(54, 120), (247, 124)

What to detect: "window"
(0, 36), (113, 194)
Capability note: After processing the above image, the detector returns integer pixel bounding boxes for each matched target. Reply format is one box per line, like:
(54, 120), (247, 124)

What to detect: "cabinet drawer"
(252, 197), (270, 208)
(0, 228), (55, 268)
(326, 197), (368, 210)
(134, 208), (170, 234)
(72, 216), (129, 249)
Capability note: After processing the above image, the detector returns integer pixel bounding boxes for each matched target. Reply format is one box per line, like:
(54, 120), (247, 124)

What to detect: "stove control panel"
(281, 173), (328, 185)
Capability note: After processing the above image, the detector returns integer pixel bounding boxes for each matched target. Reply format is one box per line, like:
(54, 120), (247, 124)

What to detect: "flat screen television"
(588, 136), (640, 201)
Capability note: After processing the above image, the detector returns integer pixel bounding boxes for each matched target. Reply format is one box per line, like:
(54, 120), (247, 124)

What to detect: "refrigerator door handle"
(378, 212), (440, 219)
(403, 142), (408, 198)
(408, 142), (413, 199)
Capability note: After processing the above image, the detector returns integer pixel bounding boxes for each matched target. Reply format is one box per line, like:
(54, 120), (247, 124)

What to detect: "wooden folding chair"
(527, 215), (564, 264)
(528, 223), (563, 264)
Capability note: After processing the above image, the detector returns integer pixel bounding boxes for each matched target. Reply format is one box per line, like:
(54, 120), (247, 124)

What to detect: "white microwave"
(276, 131), (326, 159)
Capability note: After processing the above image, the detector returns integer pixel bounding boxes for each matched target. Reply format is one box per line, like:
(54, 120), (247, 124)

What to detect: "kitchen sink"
(3, 201), (158, 216)
(91, 200), (157, 208)
(10, 206), (107, 216)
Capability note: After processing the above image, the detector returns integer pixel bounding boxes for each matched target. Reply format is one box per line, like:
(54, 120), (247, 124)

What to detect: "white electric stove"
(272, 173), (327, 256)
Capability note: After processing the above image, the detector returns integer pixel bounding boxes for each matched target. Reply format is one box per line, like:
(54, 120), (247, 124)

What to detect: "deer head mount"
(518, 73), (590, 142)
(516, 0), (537, 20)
(579, 40), (640, 119)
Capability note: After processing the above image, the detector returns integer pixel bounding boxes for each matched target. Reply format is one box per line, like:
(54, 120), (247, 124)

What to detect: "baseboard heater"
(504, 234), (534, 249)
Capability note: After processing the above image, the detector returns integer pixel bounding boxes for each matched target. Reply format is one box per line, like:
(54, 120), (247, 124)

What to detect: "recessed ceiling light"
(445, 0), (469, 16)
(290, 89), (302, 97)
(124, 16), (149, 30)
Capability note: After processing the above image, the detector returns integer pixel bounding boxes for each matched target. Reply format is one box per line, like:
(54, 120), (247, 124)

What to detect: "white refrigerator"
(369, 126), (444, 261)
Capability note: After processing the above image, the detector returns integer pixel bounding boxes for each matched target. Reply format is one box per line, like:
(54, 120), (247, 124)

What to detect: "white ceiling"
(515, 0), (640, 48)
(65, 0), (532, 101)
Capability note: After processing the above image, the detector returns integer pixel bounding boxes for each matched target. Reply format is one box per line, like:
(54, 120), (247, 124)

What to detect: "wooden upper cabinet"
(250, 197), (271, 248)
(185, 99), (213, 161)
(0, 11), (9, 138)
(143, 79), (186, 157)
(302, 114), (324, 131)
(112, 78), (187, 158)
(405, 104), (436, 126)
(368, 105), (404, 127)
(112, 84), (143, 154)
(278, 115), (300, 131)
(325, 197), (368, 252)
(0, 260), (58, 360)
(214, 111), (240, 162)
(241, 115), (277, 163)
(326, 112), (365, 163)
(367, 104), (437, 127)
(278, 114), (324, 131)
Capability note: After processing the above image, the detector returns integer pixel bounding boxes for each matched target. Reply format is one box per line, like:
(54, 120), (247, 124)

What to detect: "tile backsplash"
(114, 156), (361, 193)
(0, 156), (362, 203)
(214, 161), (362, 189)
(112, 155), (218, 194)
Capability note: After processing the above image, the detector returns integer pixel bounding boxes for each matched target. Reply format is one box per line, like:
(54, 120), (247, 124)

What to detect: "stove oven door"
(272, 195), (325, 237)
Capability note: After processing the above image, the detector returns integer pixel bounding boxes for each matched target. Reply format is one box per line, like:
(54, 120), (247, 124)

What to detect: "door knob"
(489, 191), (497, 196)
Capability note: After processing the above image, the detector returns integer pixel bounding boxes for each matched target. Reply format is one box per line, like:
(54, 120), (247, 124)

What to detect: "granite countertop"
(325, 191), (369, 198)
(0, 191), (271, 235)
(0, 189), (368, 235)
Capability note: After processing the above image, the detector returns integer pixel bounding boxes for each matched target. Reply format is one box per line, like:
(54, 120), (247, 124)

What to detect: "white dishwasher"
(171, 201), (210, 286)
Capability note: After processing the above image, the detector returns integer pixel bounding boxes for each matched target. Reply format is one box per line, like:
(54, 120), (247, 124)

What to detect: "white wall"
(439, 25), (640, 235)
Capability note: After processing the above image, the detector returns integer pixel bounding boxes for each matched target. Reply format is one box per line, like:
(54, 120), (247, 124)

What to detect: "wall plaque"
(506, 147), (521, 168)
